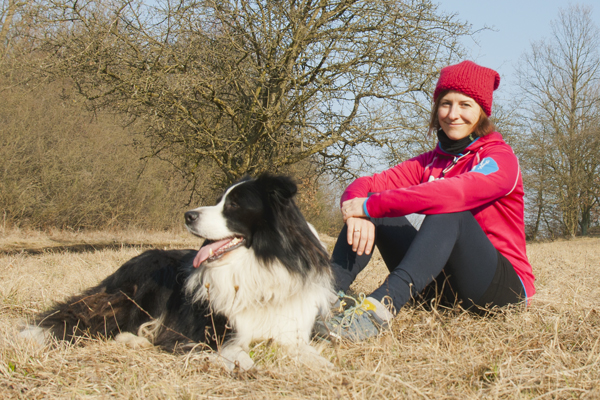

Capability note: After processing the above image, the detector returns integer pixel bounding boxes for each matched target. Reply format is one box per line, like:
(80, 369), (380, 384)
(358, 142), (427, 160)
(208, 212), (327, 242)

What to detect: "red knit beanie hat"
(433, 60), (500, 116)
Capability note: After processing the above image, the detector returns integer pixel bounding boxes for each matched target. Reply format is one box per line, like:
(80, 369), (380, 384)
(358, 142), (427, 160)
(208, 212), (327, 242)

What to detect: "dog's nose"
(184, 211), (199, 224)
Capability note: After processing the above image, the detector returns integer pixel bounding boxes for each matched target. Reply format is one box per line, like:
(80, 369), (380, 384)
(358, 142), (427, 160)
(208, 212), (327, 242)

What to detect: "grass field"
(1, 228), (599, 399)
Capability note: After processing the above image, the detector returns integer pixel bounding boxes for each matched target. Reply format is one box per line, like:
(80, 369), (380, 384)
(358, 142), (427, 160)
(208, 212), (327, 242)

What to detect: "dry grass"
(1, 229), (600, 399)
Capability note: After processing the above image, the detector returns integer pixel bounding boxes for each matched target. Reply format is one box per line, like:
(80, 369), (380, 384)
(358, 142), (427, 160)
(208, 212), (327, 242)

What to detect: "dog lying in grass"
(20, 174), (336, 370)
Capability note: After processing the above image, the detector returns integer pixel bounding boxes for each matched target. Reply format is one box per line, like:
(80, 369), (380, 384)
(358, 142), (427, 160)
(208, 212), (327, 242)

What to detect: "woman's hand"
(345, 217), (375, 256)
(341, 197), (368, 222)
(341, 198), (374, 256)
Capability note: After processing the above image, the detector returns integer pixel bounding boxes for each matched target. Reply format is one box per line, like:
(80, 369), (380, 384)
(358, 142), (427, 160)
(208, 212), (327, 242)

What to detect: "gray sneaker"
(314, 292), (389, 341)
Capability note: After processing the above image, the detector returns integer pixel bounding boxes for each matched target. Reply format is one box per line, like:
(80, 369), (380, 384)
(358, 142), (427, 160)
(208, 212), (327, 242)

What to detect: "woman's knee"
(421, 211), (475, 232)
(423, 211), (471, 224)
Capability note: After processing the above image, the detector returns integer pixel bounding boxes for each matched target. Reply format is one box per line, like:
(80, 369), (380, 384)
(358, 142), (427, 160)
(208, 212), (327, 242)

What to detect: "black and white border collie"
(20, 174), (336, 370)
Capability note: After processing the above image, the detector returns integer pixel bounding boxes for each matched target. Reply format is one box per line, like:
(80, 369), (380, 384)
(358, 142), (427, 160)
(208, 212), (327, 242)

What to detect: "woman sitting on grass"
(317, 60), (535, 341)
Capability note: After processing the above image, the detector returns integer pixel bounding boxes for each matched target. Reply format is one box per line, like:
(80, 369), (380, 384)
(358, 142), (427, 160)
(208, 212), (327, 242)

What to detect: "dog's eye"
(227, 201), (239, 209)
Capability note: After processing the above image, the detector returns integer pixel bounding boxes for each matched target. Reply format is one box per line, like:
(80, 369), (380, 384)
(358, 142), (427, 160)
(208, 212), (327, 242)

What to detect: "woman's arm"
(338, 152), (433, 255)
(340, 152), (433, 204)
(365, 146), (520, 218)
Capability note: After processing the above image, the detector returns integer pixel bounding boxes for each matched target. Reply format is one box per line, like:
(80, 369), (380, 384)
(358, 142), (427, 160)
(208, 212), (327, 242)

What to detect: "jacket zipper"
(440, 151), (471, 178)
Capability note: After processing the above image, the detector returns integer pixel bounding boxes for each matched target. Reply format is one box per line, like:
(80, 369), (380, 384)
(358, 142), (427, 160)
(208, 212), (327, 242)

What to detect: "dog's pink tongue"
(193, 239), (232, 268)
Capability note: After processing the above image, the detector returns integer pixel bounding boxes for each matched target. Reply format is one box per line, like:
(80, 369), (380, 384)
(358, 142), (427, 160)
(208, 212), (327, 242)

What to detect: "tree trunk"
(0, 0), (18, 50)
(580, 207), (591, 236)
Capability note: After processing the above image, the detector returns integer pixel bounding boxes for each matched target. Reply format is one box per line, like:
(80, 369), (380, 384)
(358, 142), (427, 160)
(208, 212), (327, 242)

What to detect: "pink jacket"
(341, 132), (535, 298)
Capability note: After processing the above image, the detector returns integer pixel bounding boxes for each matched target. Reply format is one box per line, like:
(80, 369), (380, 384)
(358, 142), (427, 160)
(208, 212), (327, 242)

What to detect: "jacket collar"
(435, 131), (504, 157)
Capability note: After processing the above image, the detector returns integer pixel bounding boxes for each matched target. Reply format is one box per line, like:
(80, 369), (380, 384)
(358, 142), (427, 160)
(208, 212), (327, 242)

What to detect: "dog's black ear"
(256, 173), (297, 200)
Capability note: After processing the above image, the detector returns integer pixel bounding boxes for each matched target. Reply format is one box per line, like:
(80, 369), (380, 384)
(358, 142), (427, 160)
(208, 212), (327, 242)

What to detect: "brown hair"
(428, 90), (496, 137)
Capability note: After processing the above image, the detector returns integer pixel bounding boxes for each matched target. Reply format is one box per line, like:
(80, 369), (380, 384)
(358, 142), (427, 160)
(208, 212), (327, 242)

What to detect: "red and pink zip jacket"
(341, 132), (535, 299)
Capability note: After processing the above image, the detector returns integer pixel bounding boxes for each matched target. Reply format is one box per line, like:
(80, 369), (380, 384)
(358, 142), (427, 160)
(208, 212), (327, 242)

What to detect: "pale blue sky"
(436, 1), (600, 97)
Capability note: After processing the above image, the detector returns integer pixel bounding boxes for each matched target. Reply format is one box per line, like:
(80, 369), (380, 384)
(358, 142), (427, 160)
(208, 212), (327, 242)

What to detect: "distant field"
(1, 229), (599, 399)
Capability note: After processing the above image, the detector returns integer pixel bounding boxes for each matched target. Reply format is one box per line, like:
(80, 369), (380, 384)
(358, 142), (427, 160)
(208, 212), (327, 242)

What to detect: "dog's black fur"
(35, 249), (228, 351)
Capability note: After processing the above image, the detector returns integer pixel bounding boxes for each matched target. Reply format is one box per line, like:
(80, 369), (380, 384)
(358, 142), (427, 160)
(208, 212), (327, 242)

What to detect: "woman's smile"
(437, 90), (482, 140)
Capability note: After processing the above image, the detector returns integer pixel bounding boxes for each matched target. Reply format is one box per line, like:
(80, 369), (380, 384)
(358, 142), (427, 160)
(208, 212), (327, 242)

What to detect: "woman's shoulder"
(402, 149), (440, 170)
(472, 132), (516, 154)
(415, 146), (441, 160)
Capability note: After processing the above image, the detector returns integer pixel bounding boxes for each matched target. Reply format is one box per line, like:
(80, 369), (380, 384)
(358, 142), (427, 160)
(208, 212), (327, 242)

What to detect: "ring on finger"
(354, 228), (361, 232)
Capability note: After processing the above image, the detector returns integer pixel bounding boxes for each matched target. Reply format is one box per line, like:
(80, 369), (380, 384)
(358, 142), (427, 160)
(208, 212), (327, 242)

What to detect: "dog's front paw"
(300, 352), (334, 369)
(219, 346), (255, 371)
(115, 332), (153, 349)
(18, 325), (48, 346)
(294, 344), (334, 369)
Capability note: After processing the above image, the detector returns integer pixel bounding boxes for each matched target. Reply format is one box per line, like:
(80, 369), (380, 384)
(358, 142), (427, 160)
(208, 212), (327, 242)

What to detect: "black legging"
(331, 211), (525, 312)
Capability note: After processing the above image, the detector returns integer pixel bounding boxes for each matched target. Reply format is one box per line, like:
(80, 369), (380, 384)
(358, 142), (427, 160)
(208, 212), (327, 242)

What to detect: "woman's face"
(437, 91), (482, 140)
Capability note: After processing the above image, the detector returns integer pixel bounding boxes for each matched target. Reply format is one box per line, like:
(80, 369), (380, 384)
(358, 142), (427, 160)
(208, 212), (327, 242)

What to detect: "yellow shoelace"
(337, 292), (375, 328)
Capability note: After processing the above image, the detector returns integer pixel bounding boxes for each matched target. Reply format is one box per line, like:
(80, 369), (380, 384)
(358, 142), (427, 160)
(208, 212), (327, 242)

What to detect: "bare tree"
(0, 0), (28, 55)
(1, 1), (17, 46)
(25, 0), (470, 189)
(517, 4), (600, 237)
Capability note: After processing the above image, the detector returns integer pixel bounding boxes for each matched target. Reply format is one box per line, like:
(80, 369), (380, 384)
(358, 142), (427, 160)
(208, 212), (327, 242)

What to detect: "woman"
(318, 61), (535, 341)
